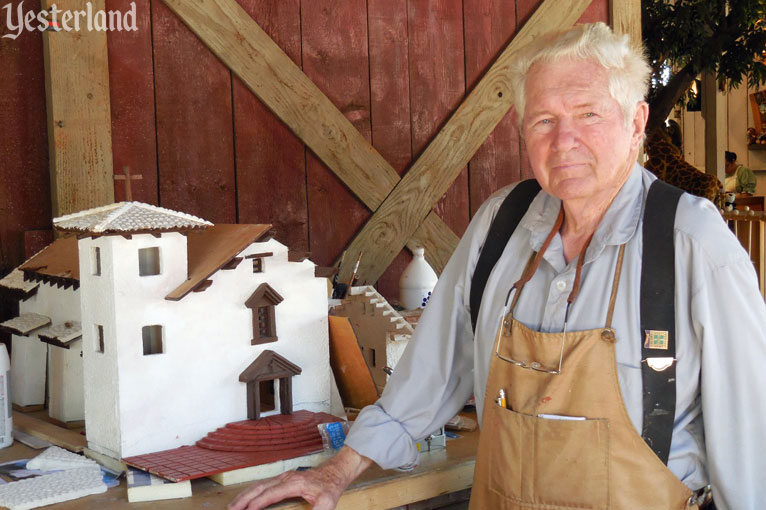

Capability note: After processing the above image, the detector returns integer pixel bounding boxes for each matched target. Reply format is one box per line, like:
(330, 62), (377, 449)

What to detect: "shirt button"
(556, 280), (567, 292)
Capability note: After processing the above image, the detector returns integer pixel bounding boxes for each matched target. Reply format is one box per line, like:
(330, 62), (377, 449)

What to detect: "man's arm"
(681, 204), (766, 508)
(228, 446), (372, 510)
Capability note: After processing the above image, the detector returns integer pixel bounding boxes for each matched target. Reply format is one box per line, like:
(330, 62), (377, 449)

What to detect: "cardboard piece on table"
(327, 316), (379, 410)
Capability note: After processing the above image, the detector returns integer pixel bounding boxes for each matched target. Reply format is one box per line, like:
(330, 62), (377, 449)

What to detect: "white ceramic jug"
(399, 247), (438, 310)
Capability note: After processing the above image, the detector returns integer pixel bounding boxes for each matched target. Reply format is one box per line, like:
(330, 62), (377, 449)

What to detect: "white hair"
(510, 22), (651, 129)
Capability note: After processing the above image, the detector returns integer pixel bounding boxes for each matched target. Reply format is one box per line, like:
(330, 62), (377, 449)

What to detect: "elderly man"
(231, 23), (766, 510)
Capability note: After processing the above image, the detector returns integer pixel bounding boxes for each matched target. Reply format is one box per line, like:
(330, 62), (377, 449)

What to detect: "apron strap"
(604, 244), (627, 329)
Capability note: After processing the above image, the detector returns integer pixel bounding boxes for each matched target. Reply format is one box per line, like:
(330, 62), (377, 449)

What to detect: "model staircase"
(196, 410), (337, 453)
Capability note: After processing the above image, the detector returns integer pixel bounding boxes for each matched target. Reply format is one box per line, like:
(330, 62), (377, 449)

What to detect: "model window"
(138, 247), (160, 276)
(252, 257), (264, 273)
(91, 247), (101, 276)
(245, 283), (283, 345)
(142, 325), (164, 355)
(95, 324), (105, 353)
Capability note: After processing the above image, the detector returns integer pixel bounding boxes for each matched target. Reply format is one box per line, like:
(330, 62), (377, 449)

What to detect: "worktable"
(4, 417), (477, 510)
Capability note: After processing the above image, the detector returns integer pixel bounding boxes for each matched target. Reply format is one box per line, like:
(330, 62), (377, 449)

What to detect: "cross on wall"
(114, 166), (143, 201)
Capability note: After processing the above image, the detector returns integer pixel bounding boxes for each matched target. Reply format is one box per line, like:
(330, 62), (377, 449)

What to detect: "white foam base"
(26, 445), (99, 472)
(0, 467), (106, 510)
(127, 468), (191, 503)
(208, 451), (331, 486)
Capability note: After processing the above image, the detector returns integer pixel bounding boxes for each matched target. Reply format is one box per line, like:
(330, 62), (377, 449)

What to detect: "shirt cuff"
(344, 403), (421, 470)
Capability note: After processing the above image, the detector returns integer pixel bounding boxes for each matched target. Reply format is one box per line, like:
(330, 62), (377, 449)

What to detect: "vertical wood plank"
(610, 0), (641, 45)
(234, 0), (308, 252)
(702, 72), (726, 180)
(152, 0), (236, 223)
(368, 0), (413, 299)
(727, 84), (748, 168)
(694, 111), (706, 169)
(42, 0), (115, 216)
(0, 3), (51, 344)
(302, 0), (372, 267)
(683, 108), (695, 163)
(0, 7), (51, 272)
(578, 0), (609, 24)
(464, 0), (519, 215)
(106, 0), (158, 204)
(407, 0), (469, 236)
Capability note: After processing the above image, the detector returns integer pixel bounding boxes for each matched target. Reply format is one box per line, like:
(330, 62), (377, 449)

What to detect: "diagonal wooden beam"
(160, 0), (458, 273)
(336, 0), (593, 284)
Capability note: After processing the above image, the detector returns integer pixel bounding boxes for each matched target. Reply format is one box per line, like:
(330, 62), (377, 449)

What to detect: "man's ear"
(631, 101), (649, 150)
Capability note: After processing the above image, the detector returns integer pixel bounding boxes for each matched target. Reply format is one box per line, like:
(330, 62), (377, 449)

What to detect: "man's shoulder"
(673, 192), (749, 266)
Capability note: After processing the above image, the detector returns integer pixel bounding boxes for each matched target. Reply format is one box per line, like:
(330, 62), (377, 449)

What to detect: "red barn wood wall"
(0, 0), (609, 320)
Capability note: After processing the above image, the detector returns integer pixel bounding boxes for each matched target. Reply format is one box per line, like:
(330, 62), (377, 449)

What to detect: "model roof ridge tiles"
(53, 201), (213, 234)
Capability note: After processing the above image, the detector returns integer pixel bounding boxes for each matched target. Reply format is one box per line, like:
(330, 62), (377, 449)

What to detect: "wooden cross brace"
(161, 0), (593, 284)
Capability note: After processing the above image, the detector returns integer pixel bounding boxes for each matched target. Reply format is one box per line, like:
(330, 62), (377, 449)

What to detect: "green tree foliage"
(642, 0), (766, 130)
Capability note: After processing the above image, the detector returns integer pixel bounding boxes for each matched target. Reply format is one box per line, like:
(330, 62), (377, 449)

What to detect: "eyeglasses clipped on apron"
(493, 206), (600, 376)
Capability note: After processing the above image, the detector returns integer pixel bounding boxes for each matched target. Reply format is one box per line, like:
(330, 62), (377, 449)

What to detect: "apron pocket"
(488, 403), (610, 509)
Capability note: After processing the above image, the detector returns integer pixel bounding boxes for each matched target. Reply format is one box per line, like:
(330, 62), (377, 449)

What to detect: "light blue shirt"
(345, 164), (766, 509)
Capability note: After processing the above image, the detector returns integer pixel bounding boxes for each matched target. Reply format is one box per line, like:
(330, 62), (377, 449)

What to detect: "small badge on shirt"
(644, 330), (669, 350)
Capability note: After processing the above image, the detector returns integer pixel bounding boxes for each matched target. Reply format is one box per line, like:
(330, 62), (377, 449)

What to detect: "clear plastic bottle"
(0, 344), (11, 448)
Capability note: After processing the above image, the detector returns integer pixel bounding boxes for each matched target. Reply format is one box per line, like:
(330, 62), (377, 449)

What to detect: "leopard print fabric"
(644, 128), (722, 206)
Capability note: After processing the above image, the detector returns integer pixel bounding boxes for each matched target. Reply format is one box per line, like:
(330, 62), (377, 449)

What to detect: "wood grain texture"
(106, 0), (158, 204)
(338, 0), (593, 285)
(159, 0), (458, 273)
(464, 0), (520, 215)
(42, 0), (115, 216)
(152, 0), (236, 223)
(368, 0), (413, 298)
(610, 0), (641, 45)
(0, 6), (50, 272)
(13, 411), (87, 452)
(577, 0), (609, 24)
(407, 0), (469, 236)
(302, 0), (372, 267)
(234, 0), (308, 252)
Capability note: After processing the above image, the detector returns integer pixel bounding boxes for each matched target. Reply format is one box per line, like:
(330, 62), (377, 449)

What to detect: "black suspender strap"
(470, 179), (541, 332)
(640, 179), (683, 465)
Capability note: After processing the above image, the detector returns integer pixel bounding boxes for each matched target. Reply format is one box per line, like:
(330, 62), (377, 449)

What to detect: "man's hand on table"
(228, 446), (373, 510)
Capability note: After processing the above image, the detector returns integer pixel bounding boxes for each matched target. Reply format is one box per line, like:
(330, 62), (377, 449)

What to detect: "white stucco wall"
(47, 337), (84, 423)
(115, 239), (330, 457)
(81, 232), (189, 458)
(79, 234), (330, 459)
(12, 284), (81, 415)
(10, 333), (46, 407)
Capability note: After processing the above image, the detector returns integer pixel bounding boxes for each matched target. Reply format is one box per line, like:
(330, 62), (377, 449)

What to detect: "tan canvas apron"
(470, 211), (696, 510)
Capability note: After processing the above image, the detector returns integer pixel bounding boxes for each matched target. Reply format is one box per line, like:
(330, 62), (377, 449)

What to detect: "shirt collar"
(519, 163), (645, 267)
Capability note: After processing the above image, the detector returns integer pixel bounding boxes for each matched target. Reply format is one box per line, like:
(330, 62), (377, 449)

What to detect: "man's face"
(725, 160), (737, 176)
(521, 59), (645, 203)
